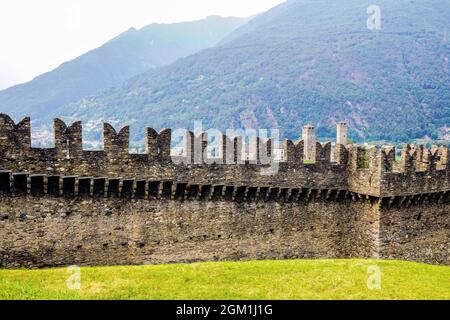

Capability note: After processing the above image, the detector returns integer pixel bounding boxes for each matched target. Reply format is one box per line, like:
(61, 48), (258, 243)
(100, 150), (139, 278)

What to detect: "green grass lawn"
(0, 259), (449, 300)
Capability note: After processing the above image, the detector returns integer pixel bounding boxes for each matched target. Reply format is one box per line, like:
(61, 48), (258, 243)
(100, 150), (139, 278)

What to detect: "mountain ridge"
(0, 15), (249, 123)
(3, 0), (450, 145)
(60, 0), (449, 143)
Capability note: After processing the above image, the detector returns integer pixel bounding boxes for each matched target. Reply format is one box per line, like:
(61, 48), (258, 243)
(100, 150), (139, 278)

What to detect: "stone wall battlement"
(0, 114), (449, 268)
(0, 114), (448, 198)
(348, 144), (449, 197)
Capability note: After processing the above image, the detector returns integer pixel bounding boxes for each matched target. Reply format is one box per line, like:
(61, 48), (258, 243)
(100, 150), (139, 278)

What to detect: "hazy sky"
(0, 0), (285, 90)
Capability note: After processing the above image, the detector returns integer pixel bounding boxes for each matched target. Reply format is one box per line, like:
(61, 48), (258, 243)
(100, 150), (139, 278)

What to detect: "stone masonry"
(0, 114), (448, 268)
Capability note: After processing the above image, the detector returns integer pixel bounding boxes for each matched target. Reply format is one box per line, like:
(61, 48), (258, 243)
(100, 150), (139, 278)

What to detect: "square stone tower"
(336, 122), (348, 146)
(302, 125), (316, 161)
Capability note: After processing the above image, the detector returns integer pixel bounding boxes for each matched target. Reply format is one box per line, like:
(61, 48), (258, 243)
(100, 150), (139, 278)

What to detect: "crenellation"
(194, 132), (208, 164)
(0, 116), (447, 199)
(0, 115), (32, 162)
(16, 117), (32, 152)
(220, 134), (228, 165)
(259, 138), (273, 165)
(414, 145), (426, 171)
(437, 146), (449, 170)
(0, 114), (448, 268)
(367, 147), (380, 171)
(54, 118), (83, 160)
(315, 142), (331, 163)
(233, 136), (243, 164)
(334, 143), (348, 165)
(185, 130), (196, 164)
(103, 123), (130, 157)
(282, 139), (303, 163)
(157, 128), (172, 161)
(380, 147), (395, 172)
(224, 135), (234, 164)
(348, 145), (363, 170)
(146, 127), (159, 159)
(255, 137), (261, 164)
(396, 144), (416, 173)
(423, 148), (439, 173)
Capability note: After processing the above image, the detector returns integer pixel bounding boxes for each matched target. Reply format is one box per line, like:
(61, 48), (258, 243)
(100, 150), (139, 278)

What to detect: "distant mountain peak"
(0, 16), (249, 129)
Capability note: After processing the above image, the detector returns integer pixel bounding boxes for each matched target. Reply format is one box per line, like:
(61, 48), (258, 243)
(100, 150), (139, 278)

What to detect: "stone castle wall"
(379, 201), (449, 264)
(0, 114), (448, 267)
(0, 196), (379, 269)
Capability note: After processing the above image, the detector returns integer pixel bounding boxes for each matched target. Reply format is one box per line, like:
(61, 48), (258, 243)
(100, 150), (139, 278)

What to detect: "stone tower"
(337, 122), (348, 146)
(302, 125), (316, 161)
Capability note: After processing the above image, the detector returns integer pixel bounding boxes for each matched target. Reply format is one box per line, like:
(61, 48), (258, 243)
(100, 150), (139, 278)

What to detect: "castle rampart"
(0, 114), (448, 267)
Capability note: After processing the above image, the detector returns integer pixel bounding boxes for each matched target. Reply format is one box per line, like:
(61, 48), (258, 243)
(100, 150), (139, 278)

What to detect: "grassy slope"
(0, 259), (449, 300)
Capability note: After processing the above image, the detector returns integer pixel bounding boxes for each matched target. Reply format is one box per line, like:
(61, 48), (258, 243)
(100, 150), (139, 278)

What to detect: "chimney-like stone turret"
(337, 122), (348, 146)
(302, 125), (316, 161)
